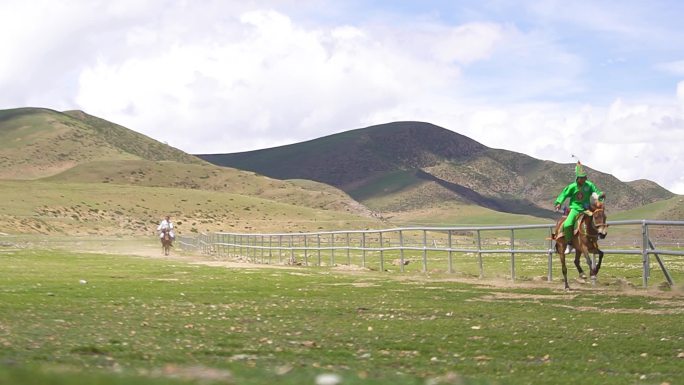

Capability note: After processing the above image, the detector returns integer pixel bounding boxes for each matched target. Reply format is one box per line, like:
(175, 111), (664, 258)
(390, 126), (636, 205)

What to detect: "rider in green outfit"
(554, 161), (605, 254)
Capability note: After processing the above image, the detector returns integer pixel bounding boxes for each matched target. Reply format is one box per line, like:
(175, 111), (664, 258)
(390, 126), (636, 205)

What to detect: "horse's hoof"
(579, 273), (587, 280)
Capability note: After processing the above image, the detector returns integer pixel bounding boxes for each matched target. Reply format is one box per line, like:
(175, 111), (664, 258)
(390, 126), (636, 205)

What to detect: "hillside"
(0, 107), (202, 180)
(44, 159), (373, 216)
(0, 107), (381, 235)
(0, 180), (383, 236)
(198, 121), (675, 218)
(2, 108), (677, 235)
(0, 107), (374, 215)
(199, 121), (487, 188)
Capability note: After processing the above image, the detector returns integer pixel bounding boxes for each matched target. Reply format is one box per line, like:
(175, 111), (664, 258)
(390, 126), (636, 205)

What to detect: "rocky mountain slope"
(198, 121), (674, 218)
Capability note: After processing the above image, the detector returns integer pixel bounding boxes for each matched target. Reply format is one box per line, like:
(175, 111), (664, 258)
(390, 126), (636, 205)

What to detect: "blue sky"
(1, 0), (683, 194)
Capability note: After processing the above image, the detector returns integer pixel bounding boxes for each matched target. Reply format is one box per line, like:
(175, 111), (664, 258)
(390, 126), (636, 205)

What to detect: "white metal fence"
(178, 220), (684, 288)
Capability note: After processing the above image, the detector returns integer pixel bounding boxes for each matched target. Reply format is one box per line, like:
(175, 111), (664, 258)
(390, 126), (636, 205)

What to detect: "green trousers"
(562, 208), (581, 241)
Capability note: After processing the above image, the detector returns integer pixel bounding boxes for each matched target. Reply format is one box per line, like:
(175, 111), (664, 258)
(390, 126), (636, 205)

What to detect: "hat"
(575, 161), (587, 178)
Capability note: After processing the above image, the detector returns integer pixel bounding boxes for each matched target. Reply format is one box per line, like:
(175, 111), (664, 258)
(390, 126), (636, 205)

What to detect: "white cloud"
(656, 60), (684, 76)
(2, 1), (684, 194)
(361, 92), (684, 194)
(75, 8), (470, 153)
(425, 22), (505, 64)
(494, 98), (684, 192)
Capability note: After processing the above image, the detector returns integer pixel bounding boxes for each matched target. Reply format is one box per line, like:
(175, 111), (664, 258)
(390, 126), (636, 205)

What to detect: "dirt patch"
(553, 304), (684, 315)
(188, 260), (301, 270)
(467, 290), (684, 314)
(475, 292), (579, 301)
(9, 235), (681, 299)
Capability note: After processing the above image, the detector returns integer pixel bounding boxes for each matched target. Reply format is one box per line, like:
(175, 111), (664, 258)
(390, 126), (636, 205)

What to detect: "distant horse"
(552, 201), (608, 290)
(161, 228), (173, 256)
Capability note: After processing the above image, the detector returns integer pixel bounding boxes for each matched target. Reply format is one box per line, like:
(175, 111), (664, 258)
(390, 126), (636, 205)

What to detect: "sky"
(1, 0), (684, 194)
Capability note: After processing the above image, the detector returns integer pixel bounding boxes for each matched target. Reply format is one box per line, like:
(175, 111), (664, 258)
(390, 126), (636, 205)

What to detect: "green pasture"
(1, 244), (682, 385)
(235, 246), (683, 290)
(211, 224), (684, 289)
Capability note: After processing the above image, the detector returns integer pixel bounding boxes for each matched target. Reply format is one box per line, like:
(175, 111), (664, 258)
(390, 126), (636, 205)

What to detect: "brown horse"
(161, 228), (173, 256)
(553, 201), (608, 289)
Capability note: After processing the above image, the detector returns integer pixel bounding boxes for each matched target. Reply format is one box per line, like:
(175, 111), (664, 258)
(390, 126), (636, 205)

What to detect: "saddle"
(552, 210), (593, 240)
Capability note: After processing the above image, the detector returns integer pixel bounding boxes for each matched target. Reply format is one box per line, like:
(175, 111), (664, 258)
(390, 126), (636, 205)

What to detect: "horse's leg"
(557, 241), (570, 290)
(595, 249), (604, 275)
(578, 250), (596, 285)
(583, 251), (594, 276)
(573, 248), (586, 279)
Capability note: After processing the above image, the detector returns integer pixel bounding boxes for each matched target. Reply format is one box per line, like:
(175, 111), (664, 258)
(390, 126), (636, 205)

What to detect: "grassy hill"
(1, 108), (679, 236)
(0, 108), (202, 179)
(43, 159), (373, 216)
(612, 195), (684, 221)
(0, 108), (381, 235)
(198, 121), (675, 218)
(0, 180), (382, 236)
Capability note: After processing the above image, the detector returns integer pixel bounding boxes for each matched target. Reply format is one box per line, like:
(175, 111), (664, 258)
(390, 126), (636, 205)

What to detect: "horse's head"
(592, 204), (608, 239)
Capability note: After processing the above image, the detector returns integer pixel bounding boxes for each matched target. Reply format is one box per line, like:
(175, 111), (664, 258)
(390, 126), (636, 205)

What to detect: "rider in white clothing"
(157, 216), (175, 240)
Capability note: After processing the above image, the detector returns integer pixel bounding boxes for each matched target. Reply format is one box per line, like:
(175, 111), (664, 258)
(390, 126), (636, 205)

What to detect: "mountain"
(0, 107), (368, 215)
(0, 107), (381, 235)
(2, 108), (676, 235)
(198, 121), (675, 219)
(199, 122), (486, 188)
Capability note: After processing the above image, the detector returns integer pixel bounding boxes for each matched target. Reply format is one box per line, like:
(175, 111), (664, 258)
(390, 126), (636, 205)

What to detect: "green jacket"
(554, 180), (603, 212)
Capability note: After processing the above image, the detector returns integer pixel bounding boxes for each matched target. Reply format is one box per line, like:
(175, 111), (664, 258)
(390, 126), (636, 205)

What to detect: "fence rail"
(178, 220), (684, 288)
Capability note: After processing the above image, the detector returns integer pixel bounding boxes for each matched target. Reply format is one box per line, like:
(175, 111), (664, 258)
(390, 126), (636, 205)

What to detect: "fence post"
(642, 221), (650, 288)
(218, 234), (226, 259)
(422, 230), (427, 272)
(268, 235), (272, 264)
(249, 235), (254, 262)
(317, 233), (321, 266)
(548, 228), (554, 282)
(244, 234), (248, 258)
(379, 231), (384, 272)
(330, 233), (335, 266)
(448, 231), (453, 274)
(510, 229), (515, 282)
(304, 235), (309, 266)
(289, 235), (294, 265)
(346, 232), (351, 265)
(399, 230), (405, 273)
(362, 232), (366, 268)
(228, 234), (233, 257)
(477, 230), (483, 278)
(278, 235), (282, 264)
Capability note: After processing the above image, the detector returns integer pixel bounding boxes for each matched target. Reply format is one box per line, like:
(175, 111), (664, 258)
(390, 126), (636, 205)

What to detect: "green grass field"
(1, 244), (682, 385)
